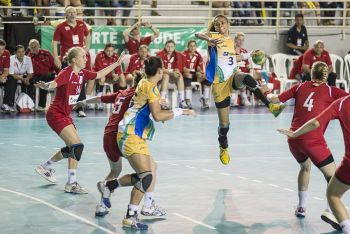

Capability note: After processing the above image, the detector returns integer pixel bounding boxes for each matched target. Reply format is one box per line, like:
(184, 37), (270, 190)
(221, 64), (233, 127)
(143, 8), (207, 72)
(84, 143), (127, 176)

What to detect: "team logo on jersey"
(223, 52), (229, 56)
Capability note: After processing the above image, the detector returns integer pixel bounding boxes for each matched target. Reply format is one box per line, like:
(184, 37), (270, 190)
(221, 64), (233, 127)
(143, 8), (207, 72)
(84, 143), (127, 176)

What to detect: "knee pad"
(133, 171), (153, 193)
(184, 78), (192, 87)
(61, 143), (84, 161)
(218, 124), (229, 148)
(242, 74), (259, 91)
(202, 80), (211, 86)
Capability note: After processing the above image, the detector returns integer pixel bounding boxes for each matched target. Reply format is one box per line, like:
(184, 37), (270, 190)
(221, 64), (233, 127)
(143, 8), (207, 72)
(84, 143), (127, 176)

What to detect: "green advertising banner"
(41, 26), (207, 60)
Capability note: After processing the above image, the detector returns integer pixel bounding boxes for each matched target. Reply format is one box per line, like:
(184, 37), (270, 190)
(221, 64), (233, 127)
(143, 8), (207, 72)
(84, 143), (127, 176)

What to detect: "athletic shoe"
(295, 206), (306, 218)
(86, 103), (94, 110)
(122, 213), (148, 230)
(1, 104), (10, 112)
(200, 97), (209, 110)
(64, 182), (88, 194)
(185, 100), (193, 109)
(242, 98), (252, 106)
(179, 100), (189, 108)
(269, 103), (286, 117)
(220, 147), (230, 165)
(77, 110), (86, 117)
(141, 200), (166, 216)
(35, 165), (56, 184)
(97, 181), (111, 208)
(321, 210), (342, 230)
(95, 103), (104, 111)
(35, 106), (46, 112)
(95, 204), (109, 217)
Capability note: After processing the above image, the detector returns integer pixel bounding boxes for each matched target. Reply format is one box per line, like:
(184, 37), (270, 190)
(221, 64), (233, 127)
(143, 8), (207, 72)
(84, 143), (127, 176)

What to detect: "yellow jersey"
(206, 32), (237, 84)
(118, 78), (160, 140)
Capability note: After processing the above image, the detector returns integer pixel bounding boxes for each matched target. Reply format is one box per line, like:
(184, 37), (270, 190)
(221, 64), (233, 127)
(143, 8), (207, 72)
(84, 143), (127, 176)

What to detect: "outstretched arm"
(277, 118), (320, 138)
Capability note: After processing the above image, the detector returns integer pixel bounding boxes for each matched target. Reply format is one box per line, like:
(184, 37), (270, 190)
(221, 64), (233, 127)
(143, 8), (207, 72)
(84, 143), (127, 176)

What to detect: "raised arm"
(123, 22), (141, 42)
(149, 100), (195, 122)
(277, 118), (320, 138)
(96, 53), (125, 79)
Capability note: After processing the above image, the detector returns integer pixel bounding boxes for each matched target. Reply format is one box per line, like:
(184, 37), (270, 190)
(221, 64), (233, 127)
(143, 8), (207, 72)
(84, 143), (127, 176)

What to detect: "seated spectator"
(298, 1), (321, 26)
(250, 1), (264, 25)
(182, 40), (206, 109)
(125, 44), (149, 83)
(286, 13), (309, 55)
(123, 21), (159, 55)
(27, 39), (55, 111)
(86, 43), (125, 110)
(118, 0), (133, 25)
(156, 39), (188, 108)
(57, 0), (83, 16)
(9, 45), (34, 107)
(84, 0), (117, 25)
(36, 0), (50, 17)
(320, 2), (337, 25)
(289, 55), (303, 81)
(212, 0), (230, 17)
(0, 39), (12, 112)
(301, 40), (336, 86)
(231, 1), (253, 26)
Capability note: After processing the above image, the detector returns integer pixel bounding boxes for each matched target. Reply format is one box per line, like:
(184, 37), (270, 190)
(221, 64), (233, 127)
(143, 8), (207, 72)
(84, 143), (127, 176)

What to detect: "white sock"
(185, 89), (192, 102)
(42, 159), (54, 170)
(128, 204), (139, 216)
(144, 192), (154, 208)
(240, 91), (249, 102)
(161, 91), (167, 99)
(203, 86), (210, 99)
(341, 220), (350, 234)
(68, 169), (77, 184)
(179, 91), (185, 102)
(298, 191), (307, 208)
(231, 93), (237, 104)
(97, 92), (103, 97)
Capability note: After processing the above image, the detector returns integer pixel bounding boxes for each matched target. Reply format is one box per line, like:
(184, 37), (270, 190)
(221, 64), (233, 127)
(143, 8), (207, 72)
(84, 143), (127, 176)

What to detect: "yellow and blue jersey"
(118, 78), (160, 140)
(206, 32), (237, 84)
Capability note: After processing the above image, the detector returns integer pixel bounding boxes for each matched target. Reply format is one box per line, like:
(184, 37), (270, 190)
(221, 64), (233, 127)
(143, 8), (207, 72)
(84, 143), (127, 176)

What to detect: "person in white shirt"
(9, 44), (34, 102)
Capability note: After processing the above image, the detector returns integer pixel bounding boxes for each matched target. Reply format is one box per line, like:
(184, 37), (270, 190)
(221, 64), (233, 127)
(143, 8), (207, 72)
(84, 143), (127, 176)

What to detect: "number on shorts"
(228, 57), (234, 65)
(112, 97), (126, 114)
(303, 92), (315, 112)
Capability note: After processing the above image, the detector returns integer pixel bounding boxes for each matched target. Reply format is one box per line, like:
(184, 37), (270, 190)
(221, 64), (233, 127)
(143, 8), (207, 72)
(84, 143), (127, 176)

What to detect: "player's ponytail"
(311, 61), (328, 83)
(144, 56), (163, 77)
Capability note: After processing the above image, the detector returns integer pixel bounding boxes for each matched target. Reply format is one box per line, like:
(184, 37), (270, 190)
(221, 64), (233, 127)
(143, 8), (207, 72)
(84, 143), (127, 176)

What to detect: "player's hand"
(277, 128), (295, 138)
(72, 100), (86, 111)
(54, 57), (62, 69)
(159, 98), (170, 110)
(182, 109), (196, 117)
(208, 38), (223, 46)
(35, 81), (50, 90)
(250, 50), (260, 56)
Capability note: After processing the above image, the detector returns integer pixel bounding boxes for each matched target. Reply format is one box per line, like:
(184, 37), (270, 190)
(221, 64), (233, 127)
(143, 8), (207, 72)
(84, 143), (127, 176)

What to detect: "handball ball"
(252, 50), (267, 65)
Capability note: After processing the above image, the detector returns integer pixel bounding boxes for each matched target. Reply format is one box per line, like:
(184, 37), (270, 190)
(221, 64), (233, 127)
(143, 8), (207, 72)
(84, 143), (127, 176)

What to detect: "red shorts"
(103, 132), (122, 162)
(288, 139), (332, 166)
(46, 110), (75, 135)
(335, 158), (350, 185)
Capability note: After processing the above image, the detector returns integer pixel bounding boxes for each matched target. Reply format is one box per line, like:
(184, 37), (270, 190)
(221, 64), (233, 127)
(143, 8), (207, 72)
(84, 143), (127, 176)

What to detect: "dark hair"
(0, 39), (6, 47)
(104, 43), (115, 50)
(295, 13), (304, 19)
(133, 73), (143, 88)
(165, 39), (175, 47)
(144, 56), (162, 76)
(15, 45), (25, 52)
(208, 14), (228, 32)
(187, 39), (197, 47)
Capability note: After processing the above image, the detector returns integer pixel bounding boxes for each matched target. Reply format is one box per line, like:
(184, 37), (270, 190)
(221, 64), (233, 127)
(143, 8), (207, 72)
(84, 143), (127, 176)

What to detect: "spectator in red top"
(182, 40), (207, 109)
(125, 45), (149, 83)
(301, 40), (336, 86)
(157, 40), (188, 108)
(232, 32), (253, 107)
(28, 39), (56, 112)
(0, 39), (14, 112)
(289, 55), (303, 81)
(52, 6), (90, 69)
(123, 21), (159, 55)
(34, 47), (125, 194)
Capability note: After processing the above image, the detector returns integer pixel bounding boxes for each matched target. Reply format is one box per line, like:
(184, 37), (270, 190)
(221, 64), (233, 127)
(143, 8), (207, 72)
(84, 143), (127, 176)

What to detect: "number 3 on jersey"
(303, 92), (314, 111)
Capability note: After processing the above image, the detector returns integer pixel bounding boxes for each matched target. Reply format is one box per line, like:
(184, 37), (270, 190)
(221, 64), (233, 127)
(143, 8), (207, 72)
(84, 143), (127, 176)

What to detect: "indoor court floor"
(0, 105), (349, 234)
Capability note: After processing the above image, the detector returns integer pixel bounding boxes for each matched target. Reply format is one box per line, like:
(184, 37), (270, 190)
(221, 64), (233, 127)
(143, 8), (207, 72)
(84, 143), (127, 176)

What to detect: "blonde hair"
(66, 47), (85, 64)
(234, 32), (245, 40)
(311, 61), (328, 83)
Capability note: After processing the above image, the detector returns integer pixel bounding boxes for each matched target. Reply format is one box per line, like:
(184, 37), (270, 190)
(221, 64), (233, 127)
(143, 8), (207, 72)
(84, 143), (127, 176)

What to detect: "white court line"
(283, 188), (294, 192)
(33, 145), (46, 148)
(93, 152), (105, 155)
(167, 163), (179, 166)
(0, 142), (4, 144)
(203, 169), (214, 172)
(172, 212), (216, 230)
(236, 176), (248, 180)
(0, 187), (116, 234)
(186, 166), (195, 169)
(252, 180), (263, 183)
(220, 172), (231, 176)
(312, 196), (324, 201)
(268, 184), (279, 188)
(12, 143), (25, 146)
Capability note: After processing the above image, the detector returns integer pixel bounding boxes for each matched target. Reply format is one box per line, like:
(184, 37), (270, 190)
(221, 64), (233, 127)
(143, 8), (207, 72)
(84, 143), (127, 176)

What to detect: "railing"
(0, 0), (349, 38)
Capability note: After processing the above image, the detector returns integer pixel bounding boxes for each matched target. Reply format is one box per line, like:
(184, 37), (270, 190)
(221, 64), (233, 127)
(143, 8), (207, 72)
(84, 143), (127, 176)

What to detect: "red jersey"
(125, 36), (152, 55)
(85, 51), (92, 71)
(28, 49), (55, 77)
(289, 55), (303, 79)
(93, 51), (122, 79)
(125, 54), (147, 75)
(182, 50), (204, 72)
(236, 47), (250, 73)
(302, 48), (332, 68)
(48, 66), (97, 117)
(101, 88), (135, 134)
(53, 20), (89, 60)
(316, 96), (350, 162)
(278, 81), (348, 140)
(0, 49), (10, 73)
(156, 50), (184, 73)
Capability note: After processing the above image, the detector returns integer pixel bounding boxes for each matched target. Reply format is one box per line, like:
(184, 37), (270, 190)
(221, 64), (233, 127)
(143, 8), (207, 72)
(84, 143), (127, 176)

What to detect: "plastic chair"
(330, 54), (348, 92)
(344, 54), (350, 92)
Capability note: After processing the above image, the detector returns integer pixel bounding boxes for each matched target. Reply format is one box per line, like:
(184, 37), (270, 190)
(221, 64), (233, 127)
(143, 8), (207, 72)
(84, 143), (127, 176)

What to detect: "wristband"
(242, 53), (251, 60)
(172, 108), (183, 118)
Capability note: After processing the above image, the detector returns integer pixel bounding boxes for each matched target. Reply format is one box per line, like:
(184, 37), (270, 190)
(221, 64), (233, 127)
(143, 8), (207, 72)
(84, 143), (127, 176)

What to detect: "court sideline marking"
(0, 187), (117, 234)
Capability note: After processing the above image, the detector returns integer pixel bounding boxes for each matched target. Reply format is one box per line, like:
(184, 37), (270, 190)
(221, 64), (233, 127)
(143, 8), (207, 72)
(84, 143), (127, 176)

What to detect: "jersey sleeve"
(287, 29), (293, 43)
(54, 70), (69, 87)
(82, 69), (97, 80)
(143, 36), (152, 45)
(325, 52), (332, 66)
(101, 93), (118, 104)
(3, 51), (10, 69)
(278, 84), (299, 102)
(302, 51), (312, 66)
(316, 98), (340, 126)
(148, 85), (160, 103)
(53, 25), (61, 42)
(332, 87), (349, 100)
